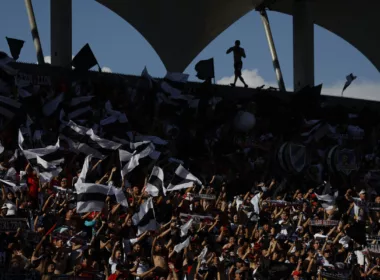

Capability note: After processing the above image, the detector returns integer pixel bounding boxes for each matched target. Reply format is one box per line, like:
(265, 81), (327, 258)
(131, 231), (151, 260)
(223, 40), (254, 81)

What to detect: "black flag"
(342, 73), (356, 96)
(195, 58), (215, 80)
(6, 37), (24, 60)
(72, 44), (98, 71)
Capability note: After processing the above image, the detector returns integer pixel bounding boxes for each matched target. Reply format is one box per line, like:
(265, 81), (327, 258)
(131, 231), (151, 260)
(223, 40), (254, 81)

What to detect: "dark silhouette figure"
(226, 40), (248, 88)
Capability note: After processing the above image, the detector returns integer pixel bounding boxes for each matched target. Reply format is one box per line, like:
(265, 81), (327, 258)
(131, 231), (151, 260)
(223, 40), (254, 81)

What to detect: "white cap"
(359, 190), (366, 195)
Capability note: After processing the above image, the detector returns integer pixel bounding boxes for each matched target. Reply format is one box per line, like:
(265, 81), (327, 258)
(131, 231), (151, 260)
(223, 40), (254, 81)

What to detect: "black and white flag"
(100, 100), (128, 126)
(75, 182), (113, 213)
(119, 141), (157, 177)
(146, 166), (165, 197)
(63, 96), (94, 121)
(300, 119), (330, 143)
(132, 197), (157, 235)
(166, 165), (201, 192)
(342, 73), (356, 95)
(161, 72), (191, 100)
(42, 92), (65, 117)
(18, 130), (60, 160)
(75, 155), (128, 213)
(60, 121), (121, 158)
(34, 156), (63, 183)
(0, 95), (22, 119)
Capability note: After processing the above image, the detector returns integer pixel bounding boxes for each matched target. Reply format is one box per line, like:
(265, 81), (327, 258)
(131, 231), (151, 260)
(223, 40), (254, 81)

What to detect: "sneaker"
(244, 84), (248, 88)
(230, 83), (235, 87)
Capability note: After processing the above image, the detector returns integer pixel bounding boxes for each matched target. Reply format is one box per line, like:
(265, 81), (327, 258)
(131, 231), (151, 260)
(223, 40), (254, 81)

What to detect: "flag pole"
(24, 0), (45, 64)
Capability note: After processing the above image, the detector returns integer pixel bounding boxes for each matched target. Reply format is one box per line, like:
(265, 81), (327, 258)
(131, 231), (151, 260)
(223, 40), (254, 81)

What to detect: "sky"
(1, 0), (380, 100)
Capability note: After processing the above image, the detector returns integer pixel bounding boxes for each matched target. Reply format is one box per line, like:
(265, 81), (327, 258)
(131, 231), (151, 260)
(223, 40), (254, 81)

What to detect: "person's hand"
(115, 241), (120, 247)
(106, 196), (111, 202)
(111, 167), (117, 172)
(308, 188), (314, 194)
(102, 220), (106, 225)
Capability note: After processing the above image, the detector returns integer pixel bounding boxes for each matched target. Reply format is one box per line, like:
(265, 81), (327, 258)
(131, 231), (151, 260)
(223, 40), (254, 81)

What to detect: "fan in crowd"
(0, 50), (380, 280)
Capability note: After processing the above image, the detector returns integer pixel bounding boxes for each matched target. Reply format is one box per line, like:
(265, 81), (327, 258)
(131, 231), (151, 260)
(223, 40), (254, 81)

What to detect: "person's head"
(263, 224), (269, 231)
(60, 178), (67, 188)
(126, 218), (132, 227)
(1, 205), (7, 215)
(132, 243), (141, 253)
(66, 209), (74, 219)
(313, 240), (320, 250)
(359, 190), (366, 200)
(233, 214), (238, 223)
(133, 186), (140, 195)
(154, 242), (163, 254)
(235, 40), (241, 47)
(281, 212), (288, 221)
(115, 249), (122, 260)
(375, 196), (380, 204)
(47, 263), (55, 273)
(6, 191), (14, 201)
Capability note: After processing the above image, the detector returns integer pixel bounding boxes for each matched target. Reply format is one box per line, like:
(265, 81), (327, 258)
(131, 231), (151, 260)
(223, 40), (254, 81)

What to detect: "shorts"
(234, 61), (243, 76)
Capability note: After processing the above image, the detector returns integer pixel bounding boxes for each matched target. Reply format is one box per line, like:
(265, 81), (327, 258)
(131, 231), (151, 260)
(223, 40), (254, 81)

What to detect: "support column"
(51, 0), (72, 67)
(259, 9), (286, 92)
(25, 0), (45, 64)
(293, 0), (314, 91)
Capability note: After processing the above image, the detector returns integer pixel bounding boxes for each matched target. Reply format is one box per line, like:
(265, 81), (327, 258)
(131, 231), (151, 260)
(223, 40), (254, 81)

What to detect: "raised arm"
(226, 47), (233, 54)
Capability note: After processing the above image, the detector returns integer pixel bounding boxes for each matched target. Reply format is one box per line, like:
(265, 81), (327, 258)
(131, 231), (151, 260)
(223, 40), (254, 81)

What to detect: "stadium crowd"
(0, 50), (380, 280)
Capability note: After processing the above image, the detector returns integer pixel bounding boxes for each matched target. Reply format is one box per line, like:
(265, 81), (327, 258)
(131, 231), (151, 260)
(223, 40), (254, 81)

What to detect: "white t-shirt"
(109, 257), (122, 274)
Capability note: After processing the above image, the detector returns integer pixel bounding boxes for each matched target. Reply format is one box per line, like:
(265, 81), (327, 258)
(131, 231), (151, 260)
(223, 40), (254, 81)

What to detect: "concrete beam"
(293, 0), (314, 91)
(51, 0), (72, 67)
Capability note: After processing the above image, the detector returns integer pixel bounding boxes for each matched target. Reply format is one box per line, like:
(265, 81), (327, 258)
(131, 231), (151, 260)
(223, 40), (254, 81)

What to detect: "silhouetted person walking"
(226, 40), (248, 88)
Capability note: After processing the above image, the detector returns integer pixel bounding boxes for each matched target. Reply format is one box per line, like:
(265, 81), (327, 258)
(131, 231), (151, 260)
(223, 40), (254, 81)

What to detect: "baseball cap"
(359, 190), (366, 195)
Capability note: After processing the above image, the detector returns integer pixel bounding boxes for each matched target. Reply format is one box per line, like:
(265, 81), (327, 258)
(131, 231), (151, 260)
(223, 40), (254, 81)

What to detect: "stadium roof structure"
(95, 0), (380, 73)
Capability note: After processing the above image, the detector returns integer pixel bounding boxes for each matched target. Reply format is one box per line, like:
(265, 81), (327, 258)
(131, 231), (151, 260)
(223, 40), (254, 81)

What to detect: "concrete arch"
(95, 0), (380, 73)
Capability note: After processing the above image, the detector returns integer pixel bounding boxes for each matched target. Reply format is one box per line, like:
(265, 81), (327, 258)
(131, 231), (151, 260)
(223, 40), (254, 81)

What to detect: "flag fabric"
(0, 51), (18, 75)
(132, 197), (157, 235)
(42, 92), (65, 117)
(0, 179), (27, 193)
(34, 156), (63, 183)
(161, 72), (190, 100)
(64, 96), (95, 121)
(180, 218), (193, 237)
(19, 130), (61, 160)
(166, 165), (201, 192)
(250, 192), (261, 214)
(0, 95), (22, 119)
(146, 166), (165, 197)
(300, 119), (330, 143)
(197, 246), (208, 261)
(174, 237), (190, 253)
(119, 141), (156, 177)
(6, 37), (25, 60)
(72, 44), (98, 71)
(60, 121), (121, 158)
(100, 100), (128, 126)
(75, 181), (128, 213)
(342, 73), (357, 95)
(314, 191), (338, 210)
(195, 58), (215, 80)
